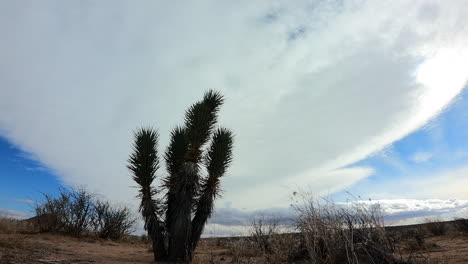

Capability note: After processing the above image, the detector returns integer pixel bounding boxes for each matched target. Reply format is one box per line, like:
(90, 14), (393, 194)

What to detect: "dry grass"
(193, 231), (468, 264)
(453, 218), (468, 235)
(294, 196), (398, 264)
(248, 217), (307, 263)
(2, 214), (468, 263)
(424, 219), (448, 236)
(1, 229), (468, 263)
(0, 217), (18, 234)
(0, 232), (152, 264)
(0, 217), (34, 235)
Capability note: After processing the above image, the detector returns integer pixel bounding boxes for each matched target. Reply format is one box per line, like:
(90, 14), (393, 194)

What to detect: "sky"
(1, 0), (468, 235)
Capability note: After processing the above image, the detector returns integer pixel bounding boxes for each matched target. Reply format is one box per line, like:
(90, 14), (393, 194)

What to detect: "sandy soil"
(0, 233), (153, 264)
(422, 235), (468, 264)
(1, 232), (468, 263)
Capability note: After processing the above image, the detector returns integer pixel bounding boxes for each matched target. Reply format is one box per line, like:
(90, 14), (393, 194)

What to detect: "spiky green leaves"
(195, 127), (233, 215)
(184, 90), (224, 160)
(190, 128), (233, 251)
(202, 90), (224, 110)
(128, 128), (159, 197)
(127, 128), (161, 226)
(205, 128), (234, 185)
(164, 127), (188, 177)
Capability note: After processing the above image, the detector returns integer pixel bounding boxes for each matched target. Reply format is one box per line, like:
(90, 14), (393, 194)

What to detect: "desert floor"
(1, 231), (468, 264)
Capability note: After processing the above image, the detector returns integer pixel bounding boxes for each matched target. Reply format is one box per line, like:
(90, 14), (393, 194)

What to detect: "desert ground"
(1, 220), (468, 264)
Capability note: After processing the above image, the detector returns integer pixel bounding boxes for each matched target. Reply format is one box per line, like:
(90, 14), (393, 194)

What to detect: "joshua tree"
(128, 90), (233, 262)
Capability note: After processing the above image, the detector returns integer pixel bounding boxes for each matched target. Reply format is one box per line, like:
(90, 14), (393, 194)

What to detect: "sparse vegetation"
(222, 195), (437, 264)
(34, 187), (135, 239)
(0, 217), (20, 234)
(403, 227), (426, 251)
(249, 216), (307, 263)
(425, 219), (448, 236)
(128, 90), (234, 262)
(91, 200), (136, 239)
(454, 218), (468, 235)
(294, 196), (397, 264)
(249, 216), (279, 254)
(3, 210), (468, 263)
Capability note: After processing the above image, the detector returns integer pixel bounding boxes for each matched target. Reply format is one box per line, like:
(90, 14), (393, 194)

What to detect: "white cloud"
(350, 199), (468, 225)
(0, 208), (31, 219)
(203, 198), (468, 236)
(0, 1), (467, 211)
(233, 166), (375, 208)
(12, 198), (36, 204)
(410, 151), (433, 163)
(407, 165), (468, 200)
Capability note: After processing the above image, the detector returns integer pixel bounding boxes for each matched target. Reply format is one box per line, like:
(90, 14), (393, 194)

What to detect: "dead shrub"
(0, 217), (18, 234)
(34, 187), (94, 236)
(34, 187), (135, 239)
(229, 238), (257, 264)
(249, 216), (307, 263)
(250, 216), (278, 254)
(424, 219), (447, 236)
(411, 232), (425, 251)
(454, 218), (468, 235)
(0, 217), (34, 235)
(399, 227), (426, 251)
(91, 200), (136, 239)
(294, 195), (401, 264)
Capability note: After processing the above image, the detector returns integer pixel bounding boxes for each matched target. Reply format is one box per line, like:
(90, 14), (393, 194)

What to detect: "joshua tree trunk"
(167, 162), (198, 261)
(149, 214), (167, 261)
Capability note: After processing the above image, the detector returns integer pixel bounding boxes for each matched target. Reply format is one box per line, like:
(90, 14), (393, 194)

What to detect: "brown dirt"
(0, 233), (153, 264)
(422, 235), (468, 264)
(1, 232), (468, 263)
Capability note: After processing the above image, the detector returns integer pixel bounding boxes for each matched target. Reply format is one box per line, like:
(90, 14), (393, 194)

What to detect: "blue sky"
(0, 137), (61, 216)
(343, 87), (468, 198)
(1, 1), (468, 232)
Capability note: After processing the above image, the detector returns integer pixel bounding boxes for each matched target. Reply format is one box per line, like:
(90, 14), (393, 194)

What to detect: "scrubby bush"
(0, 217), (19, 234)
(424, 219), (447, 236)
(34, 187), (135, 239)
(91, 200), (136, 239)
(294, 195), (398, 264)
(64, 188), (94, 236)
(229, 238), (258, 264)
(34, 191), (69, 232)
(250, 216), (278, 254)
(249, 216), (307, 263)
(34, 187), (93, 236)
(228, 195), (434, 264)
(454, 218), (468, 235)
(404, 228), (426, 250)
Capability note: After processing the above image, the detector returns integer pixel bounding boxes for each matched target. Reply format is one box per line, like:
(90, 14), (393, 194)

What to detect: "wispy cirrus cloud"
(0, 208), (31, 219)
(12, 198), (36, 204)
(410, 152), (433, 163)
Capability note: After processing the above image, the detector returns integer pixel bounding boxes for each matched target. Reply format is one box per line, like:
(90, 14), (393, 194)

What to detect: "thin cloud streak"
(0, 208), (31, 220)
(12, 198), (36, 204)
